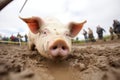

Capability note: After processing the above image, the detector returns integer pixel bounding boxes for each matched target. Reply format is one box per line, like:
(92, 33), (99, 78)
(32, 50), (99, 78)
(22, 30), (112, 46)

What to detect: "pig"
(20, 16), (86, 59)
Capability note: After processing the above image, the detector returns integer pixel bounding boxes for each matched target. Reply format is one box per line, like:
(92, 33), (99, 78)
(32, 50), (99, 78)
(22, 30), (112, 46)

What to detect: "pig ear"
(20, 16), (43, 34)
(69, 20), (87, 38)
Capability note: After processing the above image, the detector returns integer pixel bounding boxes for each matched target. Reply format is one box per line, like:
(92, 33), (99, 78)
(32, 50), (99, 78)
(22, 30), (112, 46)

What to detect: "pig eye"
(66, 33), (69, 36)
(43, 31), (47, 34)
(64, 31), (70, 37)
(42, 31), (47, 35)
(41, 29), (50, 36)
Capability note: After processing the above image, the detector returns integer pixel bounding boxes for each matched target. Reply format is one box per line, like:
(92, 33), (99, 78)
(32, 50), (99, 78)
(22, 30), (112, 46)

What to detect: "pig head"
(20, 16), (86, 59)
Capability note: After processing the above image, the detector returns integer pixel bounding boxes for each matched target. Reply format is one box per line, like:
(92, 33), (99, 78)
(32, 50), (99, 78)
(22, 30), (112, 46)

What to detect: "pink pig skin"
(20, 16), (86, 59)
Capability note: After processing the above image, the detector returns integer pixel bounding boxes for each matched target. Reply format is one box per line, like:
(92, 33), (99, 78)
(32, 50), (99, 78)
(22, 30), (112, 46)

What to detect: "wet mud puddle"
(46, 61), (77, 80)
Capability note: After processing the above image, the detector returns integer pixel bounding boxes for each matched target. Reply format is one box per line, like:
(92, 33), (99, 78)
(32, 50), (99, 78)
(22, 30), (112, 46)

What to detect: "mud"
(0, 40), (120, 80)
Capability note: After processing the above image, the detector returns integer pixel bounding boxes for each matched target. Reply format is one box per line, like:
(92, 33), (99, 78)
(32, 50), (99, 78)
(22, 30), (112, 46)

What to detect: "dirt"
(0, 40), (120, 80)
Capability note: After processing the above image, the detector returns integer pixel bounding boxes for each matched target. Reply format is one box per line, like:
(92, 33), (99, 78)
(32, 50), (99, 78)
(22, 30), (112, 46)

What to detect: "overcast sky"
(0, 0), (120, 39)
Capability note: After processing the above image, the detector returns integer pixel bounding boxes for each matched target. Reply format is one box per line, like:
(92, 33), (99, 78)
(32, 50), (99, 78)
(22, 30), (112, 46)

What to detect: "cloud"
(19, 0), (65, 17)
(0, 0), (120, 39)
(62, 0), (120, 39)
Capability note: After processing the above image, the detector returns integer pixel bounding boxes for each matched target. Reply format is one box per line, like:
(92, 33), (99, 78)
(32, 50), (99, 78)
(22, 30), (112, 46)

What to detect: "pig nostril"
(62, 46), (66, 50)
(51, 45), (67, 50)
(52, 46), (57, 50)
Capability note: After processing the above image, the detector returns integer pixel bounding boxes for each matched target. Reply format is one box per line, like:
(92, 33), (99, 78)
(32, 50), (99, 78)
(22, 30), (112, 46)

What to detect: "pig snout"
(48, 39), (70, 58)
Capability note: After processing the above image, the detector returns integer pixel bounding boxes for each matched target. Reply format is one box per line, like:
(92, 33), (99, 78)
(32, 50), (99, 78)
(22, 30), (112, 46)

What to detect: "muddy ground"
(0, 40), (120, 80)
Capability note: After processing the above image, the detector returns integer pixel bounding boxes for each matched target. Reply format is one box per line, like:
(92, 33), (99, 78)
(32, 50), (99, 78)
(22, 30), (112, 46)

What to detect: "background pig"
(20, 16), (86, 59)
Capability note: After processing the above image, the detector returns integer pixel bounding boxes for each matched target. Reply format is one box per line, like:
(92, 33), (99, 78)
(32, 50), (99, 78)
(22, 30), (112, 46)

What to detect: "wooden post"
(0, 0), (13, 11)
